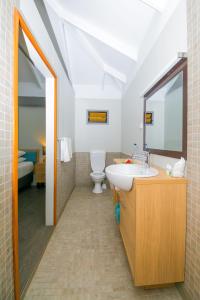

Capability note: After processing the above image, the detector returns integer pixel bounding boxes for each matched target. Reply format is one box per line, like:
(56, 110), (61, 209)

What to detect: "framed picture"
(87, 110), (109, 124)
(145, 111), (154, 125)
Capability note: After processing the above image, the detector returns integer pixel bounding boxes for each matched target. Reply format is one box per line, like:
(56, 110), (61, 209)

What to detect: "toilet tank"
(90, 150), (106, 172)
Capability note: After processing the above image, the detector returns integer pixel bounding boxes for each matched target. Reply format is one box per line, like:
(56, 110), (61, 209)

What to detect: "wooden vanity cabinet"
(119, 176), (187, 287)
(120, 189), (136, 277)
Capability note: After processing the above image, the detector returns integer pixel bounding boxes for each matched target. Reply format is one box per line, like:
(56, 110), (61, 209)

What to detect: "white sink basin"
(105, 163), (159, 191)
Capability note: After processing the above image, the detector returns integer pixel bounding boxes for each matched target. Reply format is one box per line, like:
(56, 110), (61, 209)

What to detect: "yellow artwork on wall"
(88, 111), (108, 124)
(145, 112), (153, 125)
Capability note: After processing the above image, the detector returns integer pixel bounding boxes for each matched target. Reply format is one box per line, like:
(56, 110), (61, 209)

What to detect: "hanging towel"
(60, 138), (71, 162)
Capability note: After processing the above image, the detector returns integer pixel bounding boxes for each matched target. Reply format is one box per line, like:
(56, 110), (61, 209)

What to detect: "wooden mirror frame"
(143, 58), (187, 159)
(13, 9), (57, 300)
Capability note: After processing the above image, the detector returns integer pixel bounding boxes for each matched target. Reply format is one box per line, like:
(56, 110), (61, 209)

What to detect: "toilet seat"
(90, 171), (105, 180)
(90, 150), (106, 193)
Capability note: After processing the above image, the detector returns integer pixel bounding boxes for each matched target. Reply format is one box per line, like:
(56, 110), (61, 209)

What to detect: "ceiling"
(18, 28), (45, 99)
(43, 0), (180, 99)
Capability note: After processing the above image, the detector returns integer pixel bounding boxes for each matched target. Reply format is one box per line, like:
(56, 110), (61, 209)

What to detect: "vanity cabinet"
(118, 169), (187, 287)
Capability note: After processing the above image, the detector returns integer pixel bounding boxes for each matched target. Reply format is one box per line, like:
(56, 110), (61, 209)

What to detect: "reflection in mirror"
(144, 59), (187, 158)
(146, 72), (183, 151)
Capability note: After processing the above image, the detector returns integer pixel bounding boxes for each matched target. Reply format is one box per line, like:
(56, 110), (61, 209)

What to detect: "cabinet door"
(135, 183), (186, 286)
(119, 189), (136, 278)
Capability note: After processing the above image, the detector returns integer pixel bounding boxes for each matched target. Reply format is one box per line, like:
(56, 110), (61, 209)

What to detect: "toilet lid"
(90, 150), (105, 172)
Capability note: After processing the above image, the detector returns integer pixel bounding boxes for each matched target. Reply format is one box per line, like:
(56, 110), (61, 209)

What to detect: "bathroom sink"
(105, 163), (159, 191)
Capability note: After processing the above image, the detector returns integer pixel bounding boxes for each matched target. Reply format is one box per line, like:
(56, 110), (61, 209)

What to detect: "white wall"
(121, 0), (187, 168)
(75, 98), (121, 152)
(20, 1), (75, 225)
(46, 78), (55, 225)
(19, 106), (45, 155)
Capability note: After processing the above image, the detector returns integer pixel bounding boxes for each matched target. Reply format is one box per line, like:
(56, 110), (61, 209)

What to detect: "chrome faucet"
(132, 144), (150, 167)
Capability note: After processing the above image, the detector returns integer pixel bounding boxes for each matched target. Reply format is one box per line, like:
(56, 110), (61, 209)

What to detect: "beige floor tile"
(25, 187), (182, 300)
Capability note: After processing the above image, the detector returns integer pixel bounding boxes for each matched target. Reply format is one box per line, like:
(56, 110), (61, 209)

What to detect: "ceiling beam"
(76, 29), (104, 69)
(19, 47), (44, 89)
(45, 0), (138, 62)
(105, 65), (126, 84)
(34, 0), (71, 82)
(19, 44), (35, 67)
(59, 21), (73, 82)
(139, 0), (164, 12)
(76, 29), (127, 84)
(28, 60), (45, 90)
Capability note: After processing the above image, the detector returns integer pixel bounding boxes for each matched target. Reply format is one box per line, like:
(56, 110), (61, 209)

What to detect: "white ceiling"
(44, 0), (180, 99)
(18, 29), (45, 97)
(53, 0), (156, 54)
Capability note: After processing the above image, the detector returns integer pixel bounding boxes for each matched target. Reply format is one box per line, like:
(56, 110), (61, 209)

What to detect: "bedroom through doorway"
(18, 27), (54, 294)
(12, 11), (57, 297)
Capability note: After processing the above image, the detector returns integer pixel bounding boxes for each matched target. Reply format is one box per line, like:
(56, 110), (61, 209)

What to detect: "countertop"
(113, 158), (187, 185)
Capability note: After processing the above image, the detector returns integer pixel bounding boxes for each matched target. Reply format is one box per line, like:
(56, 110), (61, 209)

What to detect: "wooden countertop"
(113, 158), (187, 185)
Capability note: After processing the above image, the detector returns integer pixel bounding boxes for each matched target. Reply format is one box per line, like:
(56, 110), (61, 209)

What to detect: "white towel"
(60, 137), (71, 162)
(171, 157), (186, 177)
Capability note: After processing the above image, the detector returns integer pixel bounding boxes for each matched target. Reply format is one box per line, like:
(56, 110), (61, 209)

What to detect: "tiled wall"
(0, 1), (19, 299)
(0, 1), (76, 299)
(57, 155), (75, 219)
(179, 1), (200, 299)
(75, 152), (121, 186)
(1, 1), (200, 299)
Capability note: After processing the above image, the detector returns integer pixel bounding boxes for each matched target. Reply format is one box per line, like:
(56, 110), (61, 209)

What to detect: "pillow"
(18, 157), (26, 163)
(18, 150), (26, 157)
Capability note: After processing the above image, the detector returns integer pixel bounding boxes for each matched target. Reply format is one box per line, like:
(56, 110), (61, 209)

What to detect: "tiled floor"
(25, 187), (182, 300)
(19, 186), (53, 292)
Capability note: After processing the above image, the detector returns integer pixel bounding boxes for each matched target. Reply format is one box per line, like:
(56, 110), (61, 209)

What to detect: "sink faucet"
(132, 144), (150, 167)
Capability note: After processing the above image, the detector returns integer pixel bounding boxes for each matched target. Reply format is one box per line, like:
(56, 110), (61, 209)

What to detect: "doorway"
(13, 9), (57, 300)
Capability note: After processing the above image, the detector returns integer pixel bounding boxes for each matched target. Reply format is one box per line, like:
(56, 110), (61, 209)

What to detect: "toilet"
(90, 150), (106, 194)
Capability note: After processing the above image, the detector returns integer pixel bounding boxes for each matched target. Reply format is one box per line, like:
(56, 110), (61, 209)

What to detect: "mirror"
(144, 59), (187, 158)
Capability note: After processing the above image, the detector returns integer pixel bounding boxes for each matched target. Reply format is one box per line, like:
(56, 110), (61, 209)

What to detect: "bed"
(18, 149), (40, 190)
(18, 161), (34, 190)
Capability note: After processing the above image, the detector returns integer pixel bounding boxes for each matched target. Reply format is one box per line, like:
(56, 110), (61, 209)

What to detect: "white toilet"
(90, 150), (106, 194)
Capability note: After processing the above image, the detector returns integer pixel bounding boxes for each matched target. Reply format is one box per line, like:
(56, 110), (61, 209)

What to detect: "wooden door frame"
(13, 9), (57, 300)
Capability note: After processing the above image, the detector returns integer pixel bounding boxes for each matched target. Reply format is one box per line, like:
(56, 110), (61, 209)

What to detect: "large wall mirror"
(144, 58), (187, 158)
